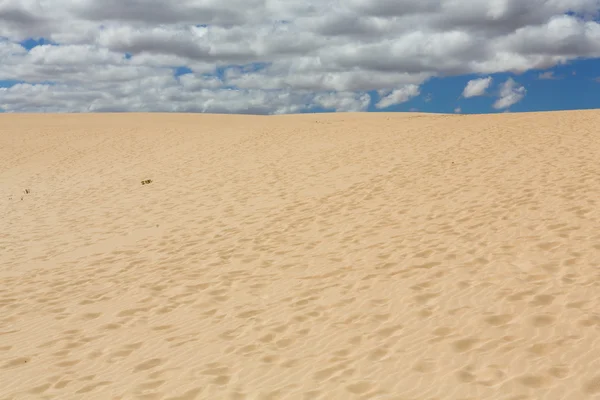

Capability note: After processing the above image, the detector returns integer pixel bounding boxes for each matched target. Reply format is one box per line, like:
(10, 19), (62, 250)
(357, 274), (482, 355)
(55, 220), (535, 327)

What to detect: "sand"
(1, 110), (600, 400)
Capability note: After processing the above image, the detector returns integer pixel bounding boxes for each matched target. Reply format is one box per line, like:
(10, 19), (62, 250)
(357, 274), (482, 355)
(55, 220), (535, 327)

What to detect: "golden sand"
(1, 111), (600, 399)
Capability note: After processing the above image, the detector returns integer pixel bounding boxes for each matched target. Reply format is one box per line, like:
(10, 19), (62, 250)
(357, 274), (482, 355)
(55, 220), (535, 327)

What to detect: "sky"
(1, 0), (600, 114)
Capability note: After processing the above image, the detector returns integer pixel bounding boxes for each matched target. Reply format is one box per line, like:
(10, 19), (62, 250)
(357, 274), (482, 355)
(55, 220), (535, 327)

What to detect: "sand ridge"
(1, 110), (600, 399)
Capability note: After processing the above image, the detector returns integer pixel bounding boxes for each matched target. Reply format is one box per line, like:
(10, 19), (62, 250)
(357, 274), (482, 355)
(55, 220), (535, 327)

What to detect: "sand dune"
(1, 110), (600, 400)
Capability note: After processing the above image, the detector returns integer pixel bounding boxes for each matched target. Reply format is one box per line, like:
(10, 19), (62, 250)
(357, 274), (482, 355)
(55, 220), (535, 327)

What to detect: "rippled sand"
(1, 111), (600, 400)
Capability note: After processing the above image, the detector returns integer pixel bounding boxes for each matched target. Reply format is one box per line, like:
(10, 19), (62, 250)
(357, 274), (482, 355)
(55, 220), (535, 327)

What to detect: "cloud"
(493, 78), (526, 109)
(1, 0), (600, 113)
(454, 107), (462, 113)
(462, 76), (492, 97)
(538, 71), (558, 79)
(72, 0), (263, 26)
(312, 91), (371, 112)
(375, 85), (420, 109)
(0, 81), (330, 114)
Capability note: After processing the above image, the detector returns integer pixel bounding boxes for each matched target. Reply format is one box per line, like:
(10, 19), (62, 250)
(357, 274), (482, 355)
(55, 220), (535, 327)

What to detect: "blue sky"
(1, 1), (600, 114)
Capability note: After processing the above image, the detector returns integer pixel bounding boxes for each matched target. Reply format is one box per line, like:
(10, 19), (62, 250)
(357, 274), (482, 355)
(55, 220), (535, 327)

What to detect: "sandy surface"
(1, 110), (600, 400)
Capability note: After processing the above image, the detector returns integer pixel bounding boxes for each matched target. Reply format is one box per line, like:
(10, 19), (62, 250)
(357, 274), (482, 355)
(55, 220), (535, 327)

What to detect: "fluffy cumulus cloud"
(493, 78), (527, 109)
(462, 77), (493, 98)
(1, 0), (600, 113)
(375, 85), (420, 109)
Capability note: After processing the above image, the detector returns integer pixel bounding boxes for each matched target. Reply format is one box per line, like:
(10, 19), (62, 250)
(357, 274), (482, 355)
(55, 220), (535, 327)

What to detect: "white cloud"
(375, 85), (420, 109)
(493, 77), (526, 109)
(312, 91), (371, 112)
(1, 0), (600, 113)
(462, 77), (492, 98)
(178, 73), (223, 90)
(538, 71), (558, 79)
(0, 81), (326, 114)
(454, 107), (462, 113)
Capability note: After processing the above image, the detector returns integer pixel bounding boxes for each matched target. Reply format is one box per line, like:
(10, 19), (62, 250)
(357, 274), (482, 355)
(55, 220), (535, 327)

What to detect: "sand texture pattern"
(1, 111), (600, 400)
